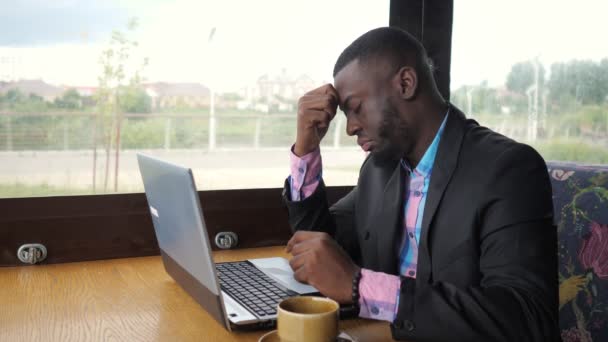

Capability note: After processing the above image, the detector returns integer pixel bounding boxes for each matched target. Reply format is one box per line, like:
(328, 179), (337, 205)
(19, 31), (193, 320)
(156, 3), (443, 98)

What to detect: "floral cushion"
(548, 161), (608, 342)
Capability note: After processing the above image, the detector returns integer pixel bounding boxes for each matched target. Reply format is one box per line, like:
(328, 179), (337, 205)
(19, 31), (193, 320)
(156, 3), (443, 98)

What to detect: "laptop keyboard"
(216, 261), (297, 318)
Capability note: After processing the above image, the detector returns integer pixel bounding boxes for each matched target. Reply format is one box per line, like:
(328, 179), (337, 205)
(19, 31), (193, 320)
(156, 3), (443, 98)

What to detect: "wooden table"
(0, 246), (395, 341)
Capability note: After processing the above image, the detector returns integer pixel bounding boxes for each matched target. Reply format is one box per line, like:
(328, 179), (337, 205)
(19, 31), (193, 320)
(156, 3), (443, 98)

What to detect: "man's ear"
(393, 66), (418, 100)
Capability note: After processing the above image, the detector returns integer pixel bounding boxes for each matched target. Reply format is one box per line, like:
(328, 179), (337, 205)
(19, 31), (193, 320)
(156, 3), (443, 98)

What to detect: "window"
(0, 1), (388, 198)
(451, 0), (608, 164)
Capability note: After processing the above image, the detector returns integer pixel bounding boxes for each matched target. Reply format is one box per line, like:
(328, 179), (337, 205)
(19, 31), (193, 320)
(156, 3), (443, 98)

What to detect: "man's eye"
(342, 103), (361, 116)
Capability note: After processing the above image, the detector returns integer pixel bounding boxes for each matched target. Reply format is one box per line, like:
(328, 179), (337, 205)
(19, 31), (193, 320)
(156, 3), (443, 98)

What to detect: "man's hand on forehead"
(294, 83), (340, 156)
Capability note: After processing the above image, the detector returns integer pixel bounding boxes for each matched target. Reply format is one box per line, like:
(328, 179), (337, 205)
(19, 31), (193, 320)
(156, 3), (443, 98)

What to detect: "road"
(0, 147), (367, 195)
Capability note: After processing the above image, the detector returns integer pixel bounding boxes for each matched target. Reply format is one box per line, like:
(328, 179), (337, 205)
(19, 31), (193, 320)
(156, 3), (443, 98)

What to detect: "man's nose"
(346, 115), (361, 136)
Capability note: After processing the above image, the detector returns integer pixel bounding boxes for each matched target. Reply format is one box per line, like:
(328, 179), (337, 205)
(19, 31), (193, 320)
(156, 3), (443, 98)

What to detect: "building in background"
(238, 70), (318, 113)
(0, 79), (64, 102)
(144, 82), (211, 109)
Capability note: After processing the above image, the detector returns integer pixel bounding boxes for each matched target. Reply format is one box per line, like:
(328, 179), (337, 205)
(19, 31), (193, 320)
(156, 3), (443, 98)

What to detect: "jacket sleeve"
(391, 144), (560, 342)
(282, 178), (361, 265)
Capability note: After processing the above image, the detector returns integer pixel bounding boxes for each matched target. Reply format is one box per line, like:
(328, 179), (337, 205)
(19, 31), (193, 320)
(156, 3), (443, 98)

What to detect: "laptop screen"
(137, 154), (219, 296)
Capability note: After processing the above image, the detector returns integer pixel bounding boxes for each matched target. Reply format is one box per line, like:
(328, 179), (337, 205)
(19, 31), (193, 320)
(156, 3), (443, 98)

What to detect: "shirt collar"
(401, 108), (450, 177)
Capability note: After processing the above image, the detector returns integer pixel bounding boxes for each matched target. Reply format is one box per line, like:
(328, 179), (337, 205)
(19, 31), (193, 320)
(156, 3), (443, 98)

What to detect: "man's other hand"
(286, 231), (359, 303)
(294, 84), (339, 156)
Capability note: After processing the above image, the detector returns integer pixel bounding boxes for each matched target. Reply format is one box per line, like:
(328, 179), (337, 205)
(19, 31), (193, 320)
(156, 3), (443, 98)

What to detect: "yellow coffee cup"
(276, 296), (339, 342)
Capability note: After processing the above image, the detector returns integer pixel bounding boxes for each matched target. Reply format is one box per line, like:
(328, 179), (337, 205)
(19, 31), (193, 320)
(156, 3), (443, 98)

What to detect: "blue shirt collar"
(401, 108), (449, 177)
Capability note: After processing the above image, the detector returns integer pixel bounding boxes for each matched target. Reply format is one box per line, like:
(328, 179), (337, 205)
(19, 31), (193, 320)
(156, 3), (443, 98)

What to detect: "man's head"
(333, 27), (444, 165)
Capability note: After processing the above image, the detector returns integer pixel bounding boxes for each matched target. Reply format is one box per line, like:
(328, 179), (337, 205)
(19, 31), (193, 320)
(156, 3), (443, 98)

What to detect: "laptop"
(136, 153), (318, 331)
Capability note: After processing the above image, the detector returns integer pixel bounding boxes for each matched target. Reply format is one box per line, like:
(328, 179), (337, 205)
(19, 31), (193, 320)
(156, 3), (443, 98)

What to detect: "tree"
(221, 92), (244, 102)
(548, 59), (608, 106)
(506, 60), (546, 94)
(2, 89), (25, 108)
(450, 82), (501, 116)
(118, 87), (151, 113)
(94, 17), (148, 192)
(594, 58), (608, 104)
(0, 89), (48, 112)
(17, 94), (48, 112)
(54, 89), (83, 110)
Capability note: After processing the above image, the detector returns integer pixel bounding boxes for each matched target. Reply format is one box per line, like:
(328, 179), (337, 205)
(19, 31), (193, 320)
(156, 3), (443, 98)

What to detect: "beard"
(371, 99), (409, 166)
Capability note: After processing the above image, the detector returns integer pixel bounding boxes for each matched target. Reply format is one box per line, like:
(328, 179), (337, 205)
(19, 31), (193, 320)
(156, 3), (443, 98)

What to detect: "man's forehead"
(334, 58), (390, 103)
(334, 60), (366, 94)
(335, 57), (393, 84)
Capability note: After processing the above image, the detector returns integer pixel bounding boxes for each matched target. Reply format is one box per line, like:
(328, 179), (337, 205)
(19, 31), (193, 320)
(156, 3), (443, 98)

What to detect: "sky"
(0, 0), (606, 92)
(451, 0), (608, 89)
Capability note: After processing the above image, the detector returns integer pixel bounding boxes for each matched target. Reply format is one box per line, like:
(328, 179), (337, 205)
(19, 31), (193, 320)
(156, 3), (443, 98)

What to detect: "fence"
(1, 110), (607, 198)
(0, 111), (354, 152)
(1, 110), (607, 164)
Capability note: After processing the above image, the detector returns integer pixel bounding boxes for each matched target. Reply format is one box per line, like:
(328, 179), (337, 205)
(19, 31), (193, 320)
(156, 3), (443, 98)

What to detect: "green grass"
(1, 109), (606, 161)
(533, 139), (608, 164)
(0, 183), (92, 198)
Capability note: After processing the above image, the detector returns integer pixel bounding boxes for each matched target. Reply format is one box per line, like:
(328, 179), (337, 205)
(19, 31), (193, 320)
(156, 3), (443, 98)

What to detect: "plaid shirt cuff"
(358, 268), (401, 322)
(289, 145), (321, 201)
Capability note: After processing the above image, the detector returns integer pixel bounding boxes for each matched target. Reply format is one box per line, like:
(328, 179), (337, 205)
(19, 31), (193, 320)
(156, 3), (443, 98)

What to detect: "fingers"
(298, 95), (337, 122)
(299, 93), (337, 111)
(293, 263), (309, 284)
(290, 252), (315, 285)
(308, 83), (339, 101)
(289, 238), (317, 256)
(298, 109), (333, 130)
(286, 231), (313, 251)
(294, 84), (339, 155)
(300, 84), (338, 118)
(286, 231), (329, 252)
(288, 251), (309, 271)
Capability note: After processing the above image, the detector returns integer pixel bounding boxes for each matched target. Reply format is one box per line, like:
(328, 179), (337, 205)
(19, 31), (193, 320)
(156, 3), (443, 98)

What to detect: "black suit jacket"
(283, 107), (559, 341)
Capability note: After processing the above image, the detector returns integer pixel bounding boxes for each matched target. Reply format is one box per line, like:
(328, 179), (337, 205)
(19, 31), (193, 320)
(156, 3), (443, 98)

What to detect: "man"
(282, 27), (559, 341)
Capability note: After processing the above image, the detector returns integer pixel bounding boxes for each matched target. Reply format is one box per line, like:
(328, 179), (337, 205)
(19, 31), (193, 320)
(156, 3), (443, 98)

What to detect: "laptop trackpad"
(249, 257), (318, 294)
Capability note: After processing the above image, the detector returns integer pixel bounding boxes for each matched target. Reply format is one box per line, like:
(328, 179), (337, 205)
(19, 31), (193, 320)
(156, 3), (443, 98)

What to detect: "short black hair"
(333, 27), (434, 85)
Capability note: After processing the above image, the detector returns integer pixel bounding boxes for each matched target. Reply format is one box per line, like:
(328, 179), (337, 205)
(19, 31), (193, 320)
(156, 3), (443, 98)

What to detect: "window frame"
(0, 0), (453, 266)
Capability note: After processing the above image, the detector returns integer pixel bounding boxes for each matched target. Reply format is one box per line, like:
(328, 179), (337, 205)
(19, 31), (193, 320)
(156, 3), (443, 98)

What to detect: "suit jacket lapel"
(418, 107), (467, 282)
(375, 162), (404, 274)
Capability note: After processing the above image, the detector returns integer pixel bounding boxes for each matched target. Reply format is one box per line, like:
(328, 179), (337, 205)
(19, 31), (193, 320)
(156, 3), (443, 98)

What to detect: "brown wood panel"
(0, 246), (397, 341)
(0, 187), (353, 266)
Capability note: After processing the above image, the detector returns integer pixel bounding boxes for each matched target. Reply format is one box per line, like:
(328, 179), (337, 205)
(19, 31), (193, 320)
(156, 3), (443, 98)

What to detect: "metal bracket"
(214, 232), (238, 249)
(17, 243), (47, 265)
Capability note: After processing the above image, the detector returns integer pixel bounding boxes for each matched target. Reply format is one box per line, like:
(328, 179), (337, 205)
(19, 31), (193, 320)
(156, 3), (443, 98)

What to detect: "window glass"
(0, 0), (388, 198)
(451, 1), (608, 165)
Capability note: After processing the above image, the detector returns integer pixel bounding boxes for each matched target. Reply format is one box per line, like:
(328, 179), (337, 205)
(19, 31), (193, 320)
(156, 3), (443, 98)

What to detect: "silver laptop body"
(136, 153), (318, 331)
